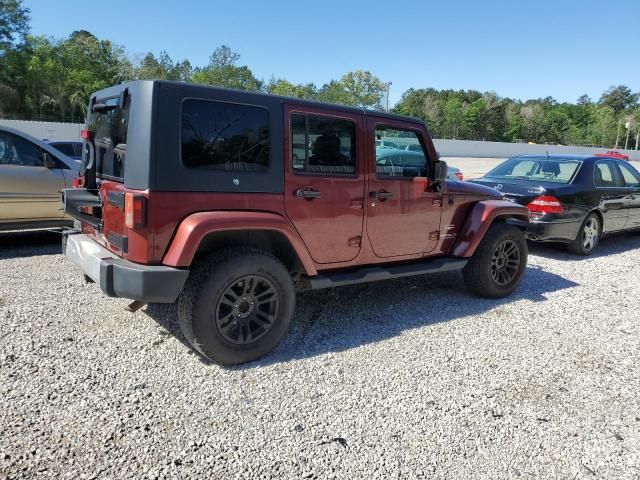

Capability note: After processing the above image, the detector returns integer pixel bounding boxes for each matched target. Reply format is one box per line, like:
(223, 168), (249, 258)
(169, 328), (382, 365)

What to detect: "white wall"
(0, 120), (83, 142)
(433, 139), (640, 161)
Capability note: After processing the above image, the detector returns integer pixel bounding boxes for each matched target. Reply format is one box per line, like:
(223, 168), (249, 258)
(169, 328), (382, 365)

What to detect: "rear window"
(486, 158), (582, 184)
(181, 99), (270, 171)
(88, 96), (129, 181)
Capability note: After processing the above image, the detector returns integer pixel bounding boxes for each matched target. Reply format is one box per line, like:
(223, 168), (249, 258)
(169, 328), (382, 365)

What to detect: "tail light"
(72, 176), (85, 188)
(125, 192), (147, 229)
(454, 171), (464, 181)
(80, 129), (93, 140)
(527, 195), (563, 214)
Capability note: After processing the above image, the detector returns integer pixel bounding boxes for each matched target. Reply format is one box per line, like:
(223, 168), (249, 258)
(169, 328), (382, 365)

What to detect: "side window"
(375, 127), (427, 178)
(52, 143), (76, 157)
(594, 161), (623, 187)
(0, 133), (18, 165)
(291, 114), (356, 175)
(0, 134), (42, 167)
(181, 99), (270, 172)
(618, 162), (640, 187)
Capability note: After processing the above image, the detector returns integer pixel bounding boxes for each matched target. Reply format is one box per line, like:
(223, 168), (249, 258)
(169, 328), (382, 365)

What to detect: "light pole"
(615, 119), (621, 149)
(624, 121), (631, 151)
(385, 81), (392, 112)
(636, 128), (639, 150)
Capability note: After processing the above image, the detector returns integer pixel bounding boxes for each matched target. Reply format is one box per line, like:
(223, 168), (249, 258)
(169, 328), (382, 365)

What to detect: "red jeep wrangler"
(62, 81), (529, 365)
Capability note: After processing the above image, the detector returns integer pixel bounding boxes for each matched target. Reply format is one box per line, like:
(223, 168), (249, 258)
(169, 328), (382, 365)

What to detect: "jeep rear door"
(283, 105), (366, 264)
(365, 119), (442, 257)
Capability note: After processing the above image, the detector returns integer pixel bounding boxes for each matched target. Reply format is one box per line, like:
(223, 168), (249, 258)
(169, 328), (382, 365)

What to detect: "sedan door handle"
(370, 190), (393, 200)
(295, 188), (321, 199)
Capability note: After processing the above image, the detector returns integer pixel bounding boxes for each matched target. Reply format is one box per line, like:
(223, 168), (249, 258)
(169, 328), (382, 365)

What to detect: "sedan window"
(594, 161), (624, 187)
(617, 162), (640, 187)
(0, 133), (43, 167)
(486, 158), (581, 184)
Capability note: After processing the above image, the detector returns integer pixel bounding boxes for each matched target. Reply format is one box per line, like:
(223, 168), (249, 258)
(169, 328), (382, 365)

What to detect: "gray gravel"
(1, 230), (639, 479)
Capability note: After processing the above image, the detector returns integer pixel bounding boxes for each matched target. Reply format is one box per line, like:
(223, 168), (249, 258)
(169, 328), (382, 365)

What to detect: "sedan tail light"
(454, 171), (464, 181)
(527, 195), (564, 214)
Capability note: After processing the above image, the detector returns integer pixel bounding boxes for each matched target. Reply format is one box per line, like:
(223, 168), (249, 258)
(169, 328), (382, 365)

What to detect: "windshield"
(486, 158), (582, 184)
(86, 96), (130, 181)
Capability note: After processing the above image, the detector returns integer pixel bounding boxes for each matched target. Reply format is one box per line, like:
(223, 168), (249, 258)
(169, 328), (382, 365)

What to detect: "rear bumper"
(525, 219), (582, 243)
(63, 232), (189, 303)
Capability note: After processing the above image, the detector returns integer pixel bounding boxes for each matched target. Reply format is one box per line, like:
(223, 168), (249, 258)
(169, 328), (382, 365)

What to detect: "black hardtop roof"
(510, 154), (603, 162)
(93, 79), (425, 126)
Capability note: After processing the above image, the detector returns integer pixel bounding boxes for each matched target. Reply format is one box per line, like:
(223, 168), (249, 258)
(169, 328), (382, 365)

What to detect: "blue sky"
(26, 0), (640, 106)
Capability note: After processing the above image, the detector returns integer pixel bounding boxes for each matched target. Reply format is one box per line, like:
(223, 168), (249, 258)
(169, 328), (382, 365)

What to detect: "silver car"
(0, 126), (79, 230)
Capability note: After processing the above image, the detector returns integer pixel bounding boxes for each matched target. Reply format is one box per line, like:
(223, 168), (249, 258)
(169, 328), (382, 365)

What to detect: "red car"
(595, 150), (630, 161)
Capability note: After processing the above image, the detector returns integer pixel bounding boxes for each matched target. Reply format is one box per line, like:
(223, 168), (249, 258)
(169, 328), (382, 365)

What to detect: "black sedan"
(471, 154), (640, 255)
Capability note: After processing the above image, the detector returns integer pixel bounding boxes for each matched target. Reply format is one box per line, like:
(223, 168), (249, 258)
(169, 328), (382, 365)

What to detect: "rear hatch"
(64, 90), (131, 256)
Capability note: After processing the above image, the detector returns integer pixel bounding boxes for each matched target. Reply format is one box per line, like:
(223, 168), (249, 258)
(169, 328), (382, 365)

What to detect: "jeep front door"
(365, 122), (442, 258)
(284, 107), (366, 264)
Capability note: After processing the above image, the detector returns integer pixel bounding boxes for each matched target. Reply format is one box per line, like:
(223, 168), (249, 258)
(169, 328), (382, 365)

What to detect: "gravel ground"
(1, 230), (639, 479)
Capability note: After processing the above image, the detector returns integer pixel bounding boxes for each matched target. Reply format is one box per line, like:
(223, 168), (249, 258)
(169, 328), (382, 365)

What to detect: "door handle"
(370, 190), (393, 200)
(295, 188), (321, 199)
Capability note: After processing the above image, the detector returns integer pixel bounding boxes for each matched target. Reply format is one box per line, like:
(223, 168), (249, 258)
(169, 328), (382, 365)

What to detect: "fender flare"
(451, 200), (530, 258)
(162, 211), (317, 275)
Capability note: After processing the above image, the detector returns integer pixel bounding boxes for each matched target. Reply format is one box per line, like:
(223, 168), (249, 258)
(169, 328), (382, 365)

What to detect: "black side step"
(306, 257), (468, 290)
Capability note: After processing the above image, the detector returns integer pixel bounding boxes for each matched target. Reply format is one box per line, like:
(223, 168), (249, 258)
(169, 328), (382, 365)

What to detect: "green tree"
(317, 70), (386, 109)
(266, 78), (316, 99)
(191, 45), (262, 91)
(136, 51), (191, 81)
(599, 85), (638, 114)
(0, 0), (30, 50)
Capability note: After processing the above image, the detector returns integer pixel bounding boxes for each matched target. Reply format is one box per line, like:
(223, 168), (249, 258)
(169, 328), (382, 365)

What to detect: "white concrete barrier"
(432, 139), (640, 161)
(0, 120), (83, 142)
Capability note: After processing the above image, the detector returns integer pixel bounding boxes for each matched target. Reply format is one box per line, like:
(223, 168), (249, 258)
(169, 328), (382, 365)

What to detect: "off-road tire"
(567, 213), (600, 256)
(463, 223), (527, 299)
(177, 248), (295, 365)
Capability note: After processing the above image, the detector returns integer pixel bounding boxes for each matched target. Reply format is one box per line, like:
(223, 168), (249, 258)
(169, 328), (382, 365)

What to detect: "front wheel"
(463, 223), (528, 298)
(567, 213), (600, 255)
(177, 248), (295, 365)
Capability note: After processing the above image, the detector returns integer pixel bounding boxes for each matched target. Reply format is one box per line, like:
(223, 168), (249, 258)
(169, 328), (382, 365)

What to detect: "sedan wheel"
(568, 213), (600, 255)
(582, 216), (599, 251)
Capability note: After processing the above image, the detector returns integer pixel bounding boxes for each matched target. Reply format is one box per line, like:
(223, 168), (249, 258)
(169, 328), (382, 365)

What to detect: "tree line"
(1, 0), (639, 148)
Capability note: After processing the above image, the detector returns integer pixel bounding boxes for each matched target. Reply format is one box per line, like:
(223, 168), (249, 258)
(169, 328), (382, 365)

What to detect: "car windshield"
(486, 158), (582, 184)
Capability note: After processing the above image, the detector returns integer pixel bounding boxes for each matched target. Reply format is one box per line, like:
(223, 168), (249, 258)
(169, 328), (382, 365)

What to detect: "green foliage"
(599, 85), (638, 114)
(191, 45), (262, 91)
(0, 0), (30, 50)
(135, 51), (192, 81)
(393, 85), (640, 147)
(266, 78), (317, 99)
(0, 5), (638, 149)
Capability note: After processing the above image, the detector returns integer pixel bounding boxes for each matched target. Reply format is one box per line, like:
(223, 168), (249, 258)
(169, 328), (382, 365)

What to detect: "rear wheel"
(177, 248), (295, 365)
(463, 223), (528, 298)
(567, 213), (600, 255)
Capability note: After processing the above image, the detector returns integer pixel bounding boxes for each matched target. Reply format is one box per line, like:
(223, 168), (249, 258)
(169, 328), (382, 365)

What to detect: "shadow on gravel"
(528, 230), (640, 262)
(0, 230), (62, 259)
(143, 263), (578, 369)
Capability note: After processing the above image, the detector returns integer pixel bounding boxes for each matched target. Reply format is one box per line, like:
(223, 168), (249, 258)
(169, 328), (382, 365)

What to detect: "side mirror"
(433, 160), (448, 182)
(42, 152), (57, 169)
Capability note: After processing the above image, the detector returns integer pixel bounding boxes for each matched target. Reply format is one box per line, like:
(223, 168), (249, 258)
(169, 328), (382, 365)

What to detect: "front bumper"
(63, 232), (189, 303)
(525, 219), (582, 243)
